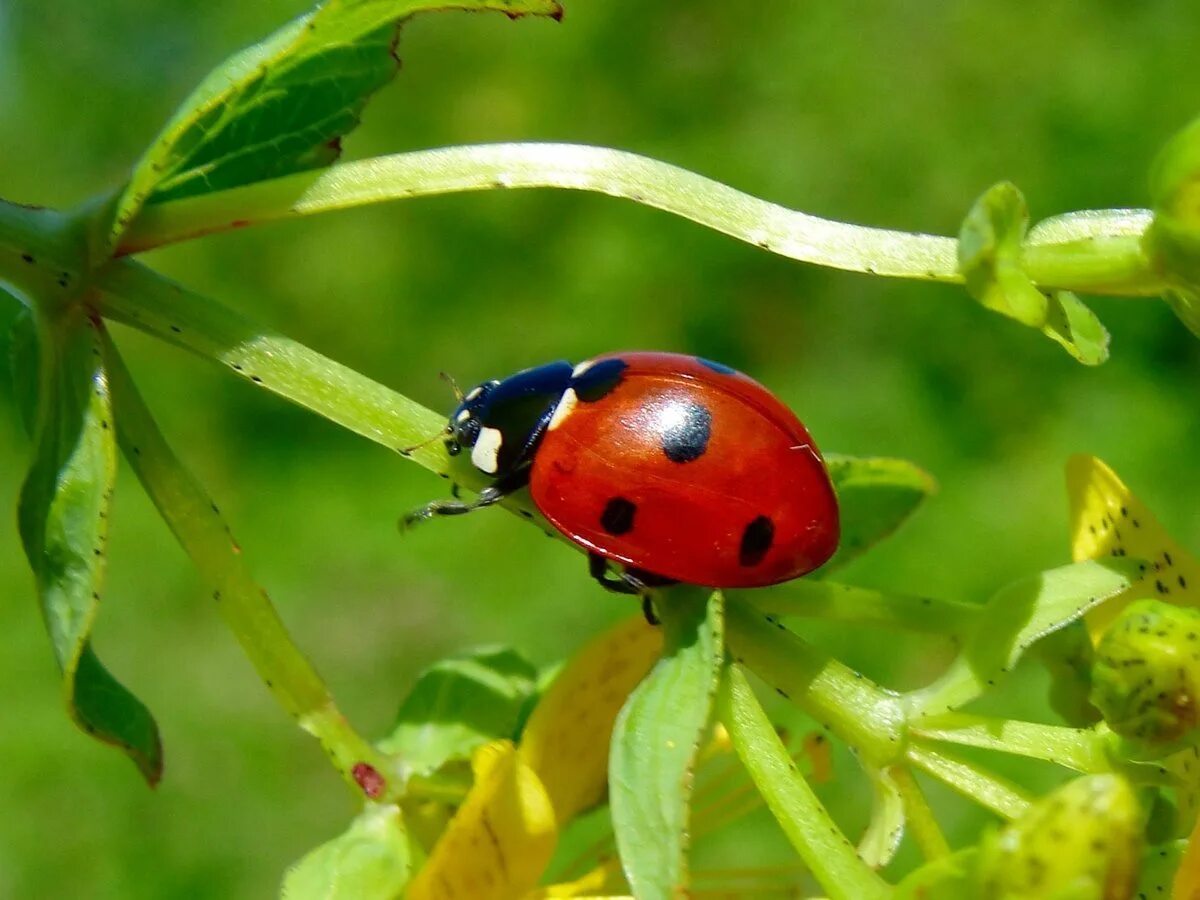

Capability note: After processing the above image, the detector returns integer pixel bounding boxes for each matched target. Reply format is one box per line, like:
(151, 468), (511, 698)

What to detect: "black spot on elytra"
(573, 358), (627, 402)
(697, 357), (736, 375)
(661, 401), (711, 463)
(600, 496), (637, 535)
(740, 516), (774, 566)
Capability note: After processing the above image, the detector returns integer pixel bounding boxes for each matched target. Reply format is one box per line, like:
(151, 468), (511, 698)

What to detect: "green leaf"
(377, 646), (539, 777)
(959, 181), (1048, 327)
(610, 588), (724, 900)
(1040, 290), (1110, 365)
(718, 665), (890, 900)
(109, 0), (563, 250)
(823, 453), (936, 571)
(282, 804), (415, 900)
(959, 182), (1111, 363)
(859, 765), (904, 869)
(9, 308), (38, 434)
(17, 310), (161, 783)
(908, 558), (1143, 716)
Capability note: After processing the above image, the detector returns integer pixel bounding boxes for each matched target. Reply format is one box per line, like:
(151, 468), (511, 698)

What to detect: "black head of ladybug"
(446, 360), (574, 477)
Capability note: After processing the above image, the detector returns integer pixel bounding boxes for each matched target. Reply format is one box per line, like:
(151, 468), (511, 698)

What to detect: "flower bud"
(1090, 598), (1200, 748)
(977, 774), (1141, 899)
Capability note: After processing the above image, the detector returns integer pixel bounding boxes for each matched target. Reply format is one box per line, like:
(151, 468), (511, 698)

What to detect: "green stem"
(890, 765), (951, 860)
(724, 597), (904, 768)
(92, 259), (461, 480)
(719, 665), (891, 900)
(115, 144), (1167, 298)
(118, 143), (961, 280)
(905, 741), (1031, 821)
(909, 712), (1110, 774)
(99, 323), (399, 801)
(737, 580), (978, 639)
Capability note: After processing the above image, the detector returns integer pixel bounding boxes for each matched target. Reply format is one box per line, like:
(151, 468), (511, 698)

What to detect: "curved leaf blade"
(609, 588), (724, 900)
(17, 310), (161, 783)
(908, 558), (1142, 716)
(282, 804), (415, 900)
(110, 0), (563, 250)
(378, 646), (539, 777)
(823, 453), (936, 571)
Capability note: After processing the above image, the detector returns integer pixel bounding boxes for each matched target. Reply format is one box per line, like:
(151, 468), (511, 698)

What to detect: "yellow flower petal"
(408, 740), (557, 900)
(1066, 454), (1200, 640)
(518, 614), (663, 824)
(525, 860), (627, 898)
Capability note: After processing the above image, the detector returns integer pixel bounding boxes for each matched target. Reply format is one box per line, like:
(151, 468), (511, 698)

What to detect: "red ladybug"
(407, 352), (839, 594)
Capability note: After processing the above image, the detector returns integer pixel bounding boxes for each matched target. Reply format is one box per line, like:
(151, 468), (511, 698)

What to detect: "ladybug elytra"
(407, 352), (839, 594)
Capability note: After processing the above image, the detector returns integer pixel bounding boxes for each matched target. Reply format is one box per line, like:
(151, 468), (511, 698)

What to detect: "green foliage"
(609, 588), (724, 899)
(378, 646), (539, 777)
(282, 804), (417, 900)
(2, 0), (1200, 897)
(16, 308), (160, 783)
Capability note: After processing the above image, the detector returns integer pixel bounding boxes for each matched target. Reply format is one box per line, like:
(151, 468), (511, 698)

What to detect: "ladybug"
(407, 352), (839, 595)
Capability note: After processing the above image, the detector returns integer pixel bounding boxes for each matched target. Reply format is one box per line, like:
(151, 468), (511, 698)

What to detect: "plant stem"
(118, 143), (961, 280)
(92, 259), (463, 480)
(724, 598), (904, 768)
(100, 325), (398, 801)
(719, 665), (891, 900)
(115, 144), (1168, 298)
(909, 712), (1110, 774)
(890, 765), (951, 860)
(905, 741), (1031, 821)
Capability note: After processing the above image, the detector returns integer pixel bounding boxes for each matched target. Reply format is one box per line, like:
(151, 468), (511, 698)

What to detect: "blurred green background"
(2, 2), (1200, 897)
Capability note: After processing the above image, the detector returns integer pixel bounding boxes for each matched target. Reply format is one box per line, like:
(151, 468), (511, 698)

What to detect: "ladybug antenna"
(399, 424), (452, 456)
(439, 371), (464, 402)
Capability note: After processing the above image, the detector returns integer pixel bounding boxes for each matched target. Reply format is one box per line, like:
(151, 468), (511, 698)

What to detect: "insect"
(406, 352), (839, 597)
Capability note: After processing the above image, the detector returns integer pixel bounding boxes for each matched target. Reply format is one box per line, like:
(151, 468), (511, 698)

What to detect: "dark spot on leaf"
(20, 253), (33, 263)
(600, 496), (637, 535)
(740, 516), (774, 566)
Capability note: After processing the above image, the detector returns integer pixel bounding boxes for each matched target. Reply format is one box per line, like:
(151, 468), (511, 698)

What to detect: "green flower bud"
(1090, 599), (1200, 748)
(976, 774), (1141, 900)
(1148, 116), (1200, 331)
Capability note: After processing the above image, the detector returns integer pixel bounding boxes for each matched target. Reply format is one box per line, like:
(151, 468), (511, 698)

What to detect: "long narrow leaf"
(610, 588), (724, 900)
(718, 665), (890, 900)
(17, 307), (161, 782)
(100, 327), (391, 799)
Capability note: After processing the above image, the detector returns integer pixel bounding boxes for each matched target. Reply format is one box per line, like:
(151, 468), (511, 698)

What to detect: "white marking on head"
(547, 388), (578, 431)
(455, 409), (471, 423)
(572, 359), (595, 378)
(471, 426), (504, 474)
(464, 385), (484, 402)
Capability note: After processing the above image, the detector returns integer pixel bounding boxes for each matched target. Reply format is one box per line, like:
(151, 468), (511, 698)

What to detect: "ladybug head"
(445, 379), (501, 458)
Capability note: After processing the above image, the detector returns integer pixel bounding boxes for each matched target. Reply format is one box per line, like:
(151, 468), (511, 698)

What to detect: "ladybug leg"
(587, 555), (666, 625)
(588, 553), (642, 595)
(402, 468), (530, 528)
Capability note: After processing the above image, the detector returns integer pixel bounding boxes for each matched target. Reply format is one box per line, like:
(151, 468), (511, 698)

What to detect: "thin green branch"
(890, 765), (951, 861)
(100, 324), (397, 801)
(118, 143), (962, 280)
(724, 597), (905, 767)
(92, 259), (459, 479)
(719, 665), (891, 900)
(905, 742), (1032, 821)
(909, 712), (1110, 774)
